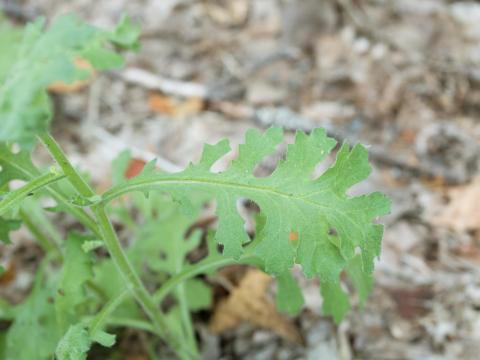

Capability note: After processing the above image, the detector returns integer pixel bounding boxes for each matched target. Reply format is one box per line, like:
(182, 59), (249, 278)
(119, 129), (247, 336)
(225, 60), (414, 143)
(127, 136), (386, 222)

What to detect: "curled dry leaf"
(209, 269), (303, 344)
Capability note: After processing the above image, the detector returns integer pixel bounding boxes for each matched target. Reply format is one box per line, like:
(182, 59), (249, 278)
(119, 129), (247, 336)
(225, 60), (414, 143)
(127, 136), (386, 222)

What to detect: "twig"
(112, 68), (208, 99)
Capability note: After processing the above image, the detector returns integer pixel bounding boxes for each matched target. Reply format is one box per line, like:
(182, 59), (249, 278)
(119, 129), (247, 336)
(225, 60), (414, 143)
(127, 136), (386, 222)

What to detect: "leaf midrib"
(101, 175), (333, 211)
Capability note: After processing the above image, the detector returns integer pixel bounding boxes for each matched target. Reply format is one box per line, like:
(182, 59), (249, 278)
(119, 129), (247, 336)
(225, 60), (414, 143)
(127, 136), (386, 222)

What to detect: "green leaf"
(55, 233), (94, 331)
(346, 254), (373, 306)
(0, 217), (21, 243)
(5, 272), (60, 359)
(103, 128), (391, 322)
(0, 15), (140, 147)
(55, 324), (91, 360)
(0, 144), (38, 186)
(91, 330), (116, 348)
(109, 14), (141, 50)
(320, 281), (351, 324)
(0, 17), (22, 82)
(55, 324), (116, 360)
(276, 271), (304, 316)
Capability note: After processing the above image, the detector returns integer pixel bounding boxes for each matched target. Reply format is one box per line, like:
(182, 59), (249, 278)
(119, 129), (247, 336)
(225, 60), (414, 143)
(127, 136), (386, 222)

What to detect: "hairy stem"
(0, 150), (101, 237)
(38, 132), (95, 198)
(0, 171), (65, 215)
(153, 255), (256, 304)
(89, 289), (129, 337)
(38, 132), (187, 356)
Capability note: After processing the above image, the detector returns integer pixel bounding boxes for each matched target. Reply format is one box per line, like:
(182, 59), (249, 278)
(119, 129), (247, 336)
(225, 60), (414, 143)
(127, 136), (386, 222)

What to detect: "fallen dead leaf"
(148, 92), (204, 118)
(387, 286), (434, 319)
(48, 58), (95, 93)
(209, 269), (303, 344)
(434, 177), (480, 232)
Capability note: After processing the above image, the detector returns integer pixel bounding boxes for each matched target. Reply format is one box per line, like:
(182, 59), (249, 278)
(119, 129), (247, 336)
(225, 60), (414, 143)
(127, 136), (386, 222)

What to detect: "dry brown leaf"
(48, 58), (95, 93)
(435, 177), (480, 232)
(209, 269), (303, 344)
(148, 93), (204, 118)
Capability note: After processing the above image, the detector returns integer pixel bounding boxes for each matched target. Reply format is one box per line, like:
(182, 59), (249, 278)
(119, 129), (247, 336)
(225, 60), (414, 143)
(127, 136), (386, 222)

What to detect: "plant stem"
(38, 133), (95, 198)
(0, 150), (101, 237)
(174, 239), (199, 357)
(0, 171), (65, 215)
(153, 255), (256, 304)
(38, 132), (187, 356)
(89, 289), (129, 337)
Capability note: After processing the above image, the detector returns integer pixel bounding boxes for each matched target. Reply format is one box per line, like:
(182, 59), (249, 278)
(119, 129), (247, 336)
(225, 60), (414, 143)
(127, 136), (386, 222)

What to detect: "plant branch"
(37, 131), (188, 356)
(153, 255), (256, 304)
(0, 151), (101, 237)
(0, 171), (65, 215)
(37, 132), (96, 198)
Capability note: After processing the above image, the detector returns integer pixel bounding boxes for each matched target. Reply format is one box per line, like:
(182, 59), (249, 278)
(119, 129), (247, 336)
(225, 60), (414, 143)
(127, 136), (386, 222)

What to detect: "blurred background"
(1, 0), (480, 359)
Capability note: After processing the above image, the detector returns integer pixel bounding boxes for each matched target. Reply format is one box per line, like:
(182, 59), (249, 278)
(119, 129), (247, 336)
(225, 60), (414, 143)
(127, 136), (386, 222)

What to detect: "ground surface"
(2, 0), (480, 359)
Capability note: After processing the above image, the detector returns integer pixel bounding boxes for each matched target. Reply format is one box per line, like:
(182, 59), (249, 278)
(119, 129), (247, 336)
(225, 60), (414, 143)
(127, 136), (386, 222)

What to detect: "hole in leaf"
(253, 141), (286, 178)
(210, 147), (236, 174)
(237, 198), (259, 237)
(310, 152), (336, 180)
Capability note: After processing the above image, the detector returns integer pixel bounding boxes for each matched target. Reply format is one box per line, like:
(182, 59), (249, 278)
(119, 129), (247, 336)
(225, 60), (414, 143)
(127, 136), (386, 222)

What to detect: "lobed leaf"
(102, 128), (391, 321)
(0, 15), (139, 147)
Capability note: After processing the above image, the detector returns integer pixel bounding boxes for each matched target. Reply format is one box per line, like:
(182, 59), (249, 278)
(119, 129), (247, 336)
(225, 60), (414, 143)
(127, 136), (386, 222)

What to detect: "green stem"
(89, 289), (129, 337)
(0, 171), (65, 215)
(174, 243), (198, 357)
(38, 132), (95, 198)
(38, 132), (187, 356)
(19, 208), (62, 258)
(153, 255), (255, 304)
(107, 317), (157, 334)
(0, 151), (101, 238)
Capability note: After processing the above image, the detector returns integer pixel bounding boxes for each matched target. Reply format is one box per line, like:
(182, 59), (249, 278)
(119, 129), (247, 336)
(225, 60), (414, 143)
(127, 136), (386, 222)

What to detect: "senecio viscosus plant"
(0, 14), (390, 360)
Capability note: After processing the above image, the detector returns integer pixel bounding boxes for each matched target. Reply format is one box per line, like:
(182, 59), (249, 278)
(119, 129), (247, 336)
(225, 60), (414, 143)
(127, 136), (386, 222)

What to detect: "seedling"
(0, 15), (390, 359)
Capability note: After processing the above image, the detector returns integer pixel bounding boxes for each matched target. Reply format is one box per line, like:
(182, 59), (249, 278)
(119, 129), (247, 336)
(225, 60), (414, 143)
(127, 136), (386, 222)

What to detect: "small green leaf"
(55, 324), (90, 360)
(91, 330), (116, 348)
(56, 233), (94, 330)
(276, 271), (304, 316)
(81, 240), (104, 253)
(109, 14), (141, 50)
